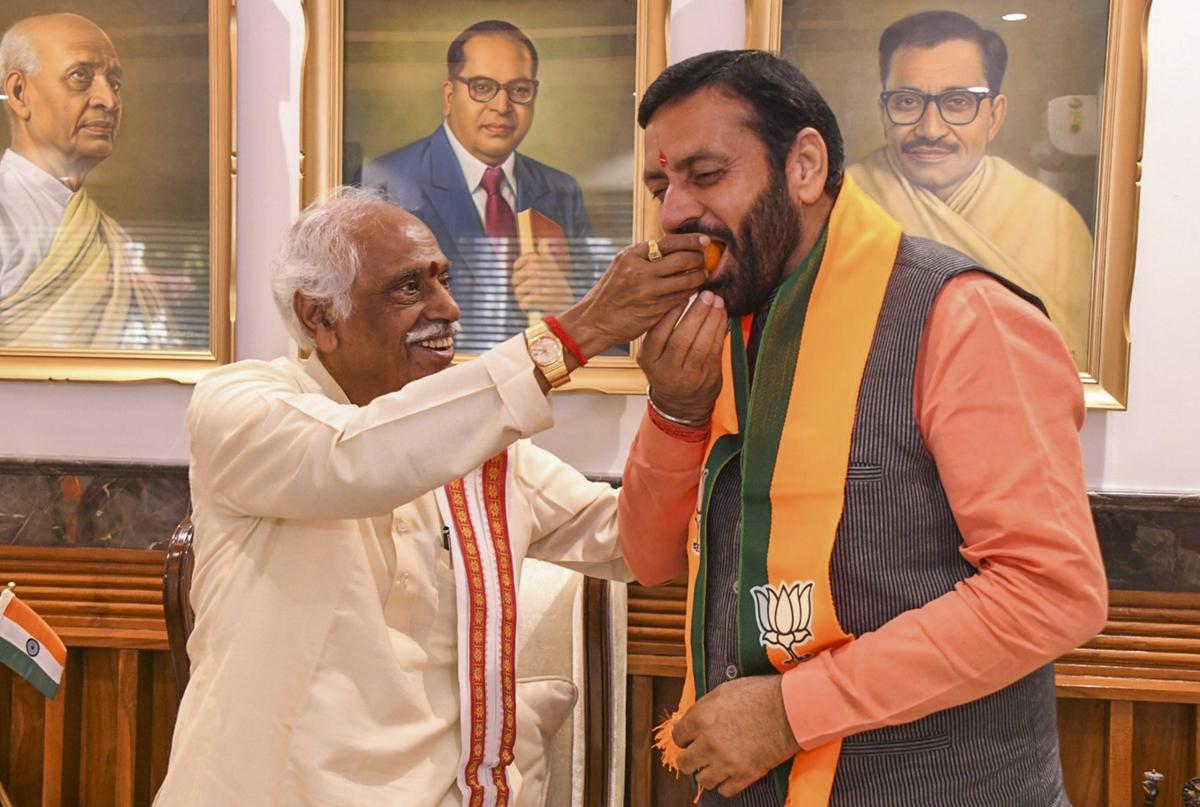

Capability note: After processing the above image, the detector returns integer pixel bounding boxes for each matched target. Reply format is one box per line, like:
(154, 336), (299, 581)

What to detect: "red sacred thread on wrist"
(544, 316), (587, 367)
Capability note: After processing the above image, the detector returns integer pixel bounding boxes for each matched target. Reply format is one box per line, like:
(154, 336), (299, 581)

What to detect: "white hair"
(1, 25), (40, 125)
(0, 26), (40, 76)
(270, 185), (391, 350)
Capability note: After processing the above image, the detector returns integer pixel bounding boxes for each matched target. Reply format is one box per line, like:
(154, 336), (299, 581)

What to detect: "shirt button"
(725, 665), (738, 680)
(395, 521), (409, 534)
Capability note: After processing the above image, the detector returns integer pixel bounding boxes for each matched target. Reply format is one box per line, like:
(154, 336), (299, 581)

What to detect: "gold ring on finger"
(647, 239), (664, 262)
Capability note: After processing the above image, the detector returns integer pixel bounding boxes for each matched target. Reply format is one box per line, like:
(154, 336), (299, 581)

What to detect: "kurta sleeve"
(617, 408), (709, 586)
(187, 334), (553, 521)
(522, 406), (708, 583)
(779, 271), (1108, 749)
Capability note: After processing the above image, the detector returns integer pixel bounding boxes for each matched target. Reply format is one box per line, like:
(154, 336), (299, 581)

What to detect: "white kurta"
(0, 149), (72, 299)
(155, 335), (631, 806)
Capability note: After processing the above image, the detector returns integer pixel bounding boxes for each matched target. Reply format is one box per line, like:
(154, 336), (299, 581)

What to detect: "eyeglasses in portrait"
(749, 0), (1147, 408)
(303, 0), (669, 393)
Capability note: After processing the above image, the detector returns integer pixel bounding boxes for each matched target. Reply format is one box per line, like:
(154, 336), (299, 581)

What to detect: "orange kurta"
(618, 270), (1106, 752)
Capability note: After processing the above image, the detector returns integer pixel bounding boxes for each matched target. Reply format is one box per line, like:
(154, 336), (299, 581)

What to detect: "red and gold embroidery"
(445, 478), (489, 807)
(443, 451), (519, 807)
(483, 454), (518, 801)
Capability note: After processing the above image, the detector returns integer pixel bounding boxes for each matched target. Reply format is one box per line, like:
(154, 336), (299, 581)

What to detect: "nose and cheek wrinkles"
(659, 184), (706, 232)
(90, 80), (119, 110)
(426, 279), (461, 323)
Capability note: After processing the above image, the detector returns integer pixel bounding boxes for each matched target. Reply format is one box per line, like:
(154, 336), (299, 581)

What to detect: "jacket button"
(725, 665), (738, 680)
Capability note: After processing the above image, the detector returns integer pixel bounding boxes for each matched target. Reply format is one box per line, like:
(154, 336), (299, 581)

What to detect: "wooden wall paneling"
(0, 547), (171, 804)
(1057, 698), (1106, 807)
(1106, 701), (1133, 807)
(50, 653), (84, 806)
(1133, 702), (1193, 807)
(113, 648), (151, 805)
(49, 650), (84, 807)
(40, 661), (66, 807)
(2, 547), (168, 651)
(626, 675), (654, 807)
(147, 652), (178, 799)
(1194, 703), (1200, 779)
(583, 577), (611, 807)
(649, 677), (695, 806)
(80, 648), (119, 806)
(9, 670), (47, 804)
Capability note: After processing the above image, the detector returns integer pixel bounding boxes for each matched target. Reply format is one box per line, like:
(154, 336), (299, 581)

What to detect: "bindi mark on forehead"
(658, 150), (668, 168)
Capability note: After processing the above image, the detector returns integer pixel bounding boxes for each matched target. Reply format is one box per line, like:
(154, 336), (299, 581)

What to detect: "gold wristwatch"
(524, 321), (570, 389)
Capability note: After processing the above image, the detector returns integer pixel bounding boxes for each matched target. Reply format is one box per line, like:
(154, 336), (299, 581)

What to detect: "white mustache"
(405, 321), (461, 344)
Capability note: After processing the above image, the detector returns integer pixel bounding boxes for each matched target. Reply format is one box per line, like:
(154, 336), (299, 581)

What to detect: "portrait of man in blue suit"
(360, 20), (597, 353)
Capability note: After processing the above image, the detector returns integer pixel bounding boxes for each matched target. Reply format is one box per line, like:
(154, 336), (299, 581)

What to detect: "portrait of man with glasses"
(848, 9), (1094, 365)
(360, 19), (593, 353)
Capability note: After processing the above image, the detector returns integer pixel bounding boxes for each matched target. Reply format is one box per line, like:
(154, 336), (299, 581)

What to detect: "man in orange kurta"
(618, 49), (1107, 806)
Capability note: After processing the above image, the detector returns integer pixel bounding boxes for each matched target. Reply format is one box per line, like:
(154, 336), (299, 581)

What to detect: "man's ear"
(785, 127), (829, 207)
(986, 93), (1008, 143)
(4, 71), (31, 122)
(441, 79), (454, 118)
(293, 292), (338, 353)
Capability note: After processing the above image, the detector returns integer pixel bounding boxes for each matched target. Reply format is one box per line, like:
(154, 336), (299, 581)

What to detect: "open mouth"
(413, 334), (455, 354)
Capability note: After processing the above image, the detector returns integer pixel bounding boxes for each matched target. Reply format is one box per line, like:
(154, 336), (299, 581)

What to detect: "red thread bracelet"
(544, 316), (587, 367)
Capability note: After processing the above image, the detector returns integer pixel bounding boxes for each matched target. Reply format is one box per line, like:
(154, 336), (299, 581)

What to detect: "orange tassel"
(654, 709), (704, 803)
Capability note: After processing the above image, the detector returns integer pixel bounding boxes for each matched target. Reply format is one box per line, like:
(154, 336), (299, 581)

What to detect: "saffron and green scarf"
(656, 176), (903, 805)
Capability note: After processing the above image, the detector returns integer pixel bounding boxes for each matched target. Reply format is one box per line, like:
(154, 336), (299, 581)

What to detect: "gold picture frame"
(0, 1), (236, 384)
(747, 0), (1148, 409)
(301, 0), (668, 394)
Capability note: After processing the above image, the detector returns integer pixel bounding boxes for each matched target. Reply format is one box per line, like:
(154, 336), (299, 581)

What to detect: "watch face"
(530, 335), (563, 365)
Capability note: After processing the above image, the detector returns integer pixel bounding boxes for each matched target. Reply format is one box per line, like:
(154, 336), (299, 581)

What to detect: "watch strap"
(524, 321), (570, 388)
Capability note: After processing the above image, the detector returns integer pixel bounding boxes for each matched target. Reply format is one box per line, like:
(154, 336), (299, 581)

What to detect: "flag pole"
(0, 584), (13, 807)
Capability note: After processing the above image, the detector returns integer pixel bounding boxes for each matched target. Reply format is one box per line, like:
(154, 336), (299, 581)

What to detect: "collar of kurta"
(656, 175), (903, 805)
(300, 353), (351, 404)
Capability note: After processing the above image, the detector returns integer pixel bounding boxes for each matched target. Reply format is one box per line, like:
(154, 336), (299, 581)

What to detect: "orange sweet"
(702, 239), (725, 273)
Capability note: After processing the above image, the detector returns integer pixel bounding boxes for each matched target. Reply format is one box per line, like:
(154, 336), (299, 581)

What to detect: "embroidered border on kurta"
(439, 450), (518, 807)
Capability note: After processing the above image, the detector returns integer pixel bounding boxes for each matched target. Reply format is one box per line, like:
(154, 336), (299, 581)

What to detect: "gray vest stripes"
(700, 235), (1070, 806)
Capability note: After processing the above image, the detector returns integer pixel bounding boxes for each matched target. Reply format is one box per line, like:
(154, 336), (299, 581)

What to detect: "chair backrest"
(162, 516), (195, 706)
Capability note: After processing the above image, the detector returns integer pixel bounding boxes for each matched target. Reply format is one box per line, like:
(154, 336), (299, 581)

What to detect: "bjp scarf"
(656, 176), (902, 805)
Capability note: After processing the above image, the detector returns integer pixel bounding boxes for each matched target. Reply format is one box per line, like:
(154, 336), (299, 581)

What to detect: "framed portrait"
(302, 0), (669, 393)
(0, 0), (234, 383)
(747, 0), (1148, 408)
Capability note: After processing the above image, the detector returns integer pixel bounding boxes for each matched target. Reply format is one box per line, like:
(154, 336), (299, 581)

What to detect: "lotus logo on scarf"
(750, 581), (815, 664)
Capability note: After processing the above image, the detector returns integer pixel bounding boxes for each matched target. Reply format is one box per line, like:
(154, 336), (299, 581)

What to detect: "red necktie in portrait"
(481, 166), (517, 238)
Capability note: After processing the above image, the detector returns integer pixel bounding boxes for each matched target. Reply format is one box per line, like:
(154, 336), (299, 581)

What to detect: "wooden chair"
(161, 516), (195, 707)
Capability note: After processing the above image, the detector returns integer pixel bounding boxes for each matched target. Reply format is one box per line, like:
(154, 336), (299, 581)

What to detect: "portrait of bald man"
(0, 12), (167, 349)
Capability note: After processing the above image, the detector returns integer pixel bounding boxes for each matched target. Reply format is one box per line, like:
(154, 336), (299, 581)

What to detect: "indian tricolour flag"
(0, 587), (67, 699)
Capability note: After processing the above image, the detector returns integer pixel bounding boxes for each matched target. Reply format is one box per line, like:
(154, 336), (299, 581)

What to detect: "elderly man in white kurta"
(154, 189), (728, 806)
(0, 13), (165, 347)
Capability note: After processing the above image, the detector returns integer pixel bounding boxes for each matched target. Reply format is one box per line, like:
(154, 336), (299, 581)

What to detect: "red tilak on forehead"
(658, 149), (668, 168)
(428, 261), (440, 277)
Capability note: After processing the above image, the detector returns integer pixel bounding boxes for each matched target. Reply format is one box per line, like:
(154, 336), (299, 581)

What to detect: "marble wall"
(0, 460), (189, 550)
